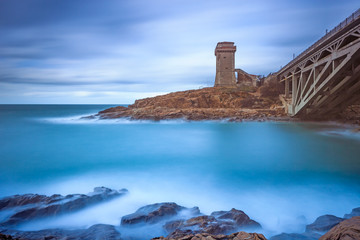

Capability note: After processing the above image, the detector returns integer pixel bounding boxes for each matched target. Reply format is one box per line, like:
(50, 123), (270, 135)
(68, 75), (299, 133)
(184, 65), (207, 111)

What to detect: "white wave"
(36, 115), (233, 125)
(37, 115), (152, 125)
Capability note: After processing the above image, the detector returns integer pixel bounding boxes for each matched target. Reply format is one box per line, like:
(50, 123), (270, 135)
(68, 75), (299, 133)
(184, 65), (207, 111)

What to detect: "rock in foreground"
(121, 203), (261, 238)
(153, 231), (267, 240)
(96, 87), (286, 121)
(0, 187), (128, 227)
(121, 202), (200, 225)
(165, 208), (261, 237)
(319, 216), (360, 240)
(1, 224), (121, 240)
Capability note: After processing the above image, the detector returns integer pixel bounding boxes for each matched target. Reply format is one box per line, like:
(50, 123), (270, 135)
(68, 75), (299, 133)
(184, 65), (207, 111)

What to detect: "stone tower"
(214, 42), (236, 86)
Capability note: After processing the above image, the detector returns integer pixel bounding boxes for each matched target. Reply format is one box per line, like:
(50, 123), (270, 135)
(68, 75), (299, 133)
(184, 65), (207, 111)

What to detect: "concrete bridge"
(276, 9), (360, 117)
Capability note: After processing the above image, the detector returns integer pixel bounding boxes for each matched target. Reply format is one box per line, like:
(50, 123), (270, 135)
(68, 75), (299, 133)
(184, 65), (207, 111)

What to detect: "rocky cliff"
(96, 86), (286, 121)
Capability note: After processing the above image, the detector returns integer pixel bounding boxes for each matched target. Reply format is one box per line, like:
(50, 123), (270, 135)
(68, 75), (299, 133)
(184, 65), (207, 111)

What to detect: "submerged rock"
(319, 216), (360, 240)
(305, 215), (344, 233)
(153, 231), (267, 240)
(2, 224), (121, 240)
(121, 202), (200, 225)
(0, 187), (128, 227)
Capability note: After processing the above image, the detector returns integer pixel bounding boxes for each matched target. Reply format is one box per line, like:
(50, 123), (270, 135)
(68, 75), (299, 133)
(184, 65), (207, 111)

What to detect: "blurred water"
(0, 104), (360, 237)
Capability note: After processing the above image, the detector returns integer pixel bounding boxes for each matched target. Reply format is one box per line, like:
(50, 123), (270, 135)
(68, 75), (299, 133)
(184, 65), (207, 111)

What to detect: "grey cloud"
(0, 0), (359, 103)
(0, 75), (145, 86)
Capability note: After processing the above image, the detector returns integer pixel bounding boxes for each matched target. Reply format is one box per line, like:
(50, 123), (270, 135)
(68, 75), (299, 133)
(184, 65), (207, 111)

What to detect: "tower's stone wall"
(214, 42), (236, 86)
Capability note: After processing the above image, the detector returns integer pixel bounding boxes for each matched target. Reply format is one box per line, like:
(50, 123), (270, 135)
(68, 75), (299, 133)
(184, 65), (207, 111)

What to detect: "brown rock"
(152, 231), (267, 240)
(95, 87), (286, 121)
(0, 187), (127, 227)
(319, 216), (360, 240)
(165, 208), (261, 238)
(121, 202), (200, 225)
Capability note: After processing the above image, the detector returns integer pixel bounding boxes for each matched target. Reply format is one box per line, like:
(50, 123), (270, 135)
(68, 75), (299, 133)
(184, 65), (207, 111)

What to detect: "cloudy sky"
(0, 0), (359, 104)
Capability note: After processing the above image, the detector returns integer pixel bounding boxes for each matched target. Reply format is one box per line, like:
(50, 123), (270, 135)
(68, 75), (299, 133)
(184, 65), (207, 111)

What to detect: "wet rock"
(211, 208), (261, 228)
(152, 231), (267, 240)
(0, 187), (128, 227)
(344, 207), (360, 219)
(165, 208), (261, 237)
(319, 216), (360, 240)
(0, 194), (58, 211)
(305, 215), (344, 233)
(2, 224), (121, 240)
(121, 202), (200, 225)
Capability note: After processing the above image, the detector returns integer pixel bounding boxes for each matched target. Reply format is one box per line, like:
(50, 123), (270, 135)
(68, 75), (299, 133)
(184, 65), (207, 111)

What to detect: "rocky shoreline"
(87, 85), (360, 127)
(90, 86), (288, 122)
(0, 188), (359, 240)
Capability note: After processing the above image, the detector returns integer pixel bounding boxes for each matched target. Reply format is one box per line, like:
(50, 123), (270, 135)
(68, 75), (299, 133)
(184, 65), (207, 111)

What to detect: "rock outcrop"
(95, 87), (286, 121)
(336, 101), (360, 125)
(319, 216), (360, 240)
(165, 208), (261, 237)
(121, 202), (200, 225)
(0, 187), (128, 227)
(305, 215), (344, 233)
(121, 203), (261, 238)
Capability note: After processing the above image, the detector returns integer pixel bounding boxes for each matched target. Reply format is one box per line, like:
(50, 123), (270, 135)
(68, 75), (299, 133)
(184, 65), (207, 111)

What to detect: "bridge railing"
(277, 8), (360, 75)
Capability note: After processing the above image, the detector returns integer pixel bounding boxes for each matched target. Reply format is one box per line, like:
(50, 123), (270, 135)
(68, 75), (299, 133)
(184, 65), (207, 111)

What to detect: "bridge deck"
(276, 9), (360, 117)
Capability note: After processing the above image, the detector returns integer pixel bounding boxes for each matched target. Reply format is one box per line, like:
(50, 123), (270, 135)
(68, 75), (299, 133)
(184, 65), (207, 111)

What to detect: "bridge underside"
(278, 14), (360, 118)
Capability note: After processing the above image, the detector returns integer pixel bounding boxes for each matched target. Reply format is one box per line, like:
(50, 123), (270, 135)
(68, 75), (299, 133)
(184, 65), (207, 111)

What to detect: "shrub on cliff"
(259, 76), (283, 98)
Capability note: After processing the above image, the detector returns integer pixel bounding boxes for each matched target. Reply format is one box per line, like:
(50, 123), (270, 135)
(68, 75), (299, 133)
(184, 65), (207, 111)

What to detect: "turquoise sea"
(0, 104), (360, 238)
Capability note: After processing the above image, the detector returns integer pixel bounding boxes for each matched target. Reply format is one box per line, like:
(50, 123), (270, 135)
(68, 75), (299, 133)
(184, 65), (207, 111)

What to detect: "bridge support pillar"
(291, 75), (297, 105)
(285, 79), (290, 98)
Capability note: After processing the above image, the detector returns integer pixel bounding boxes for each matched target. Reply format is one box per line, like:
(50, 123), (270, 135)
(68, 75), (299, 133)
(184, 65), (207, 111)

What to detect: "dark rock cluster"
(0, 187), (128, 227)
(121, 202), (200, 225)
(1, 188), (360, 240)
(120, 203), (261, 238)
(163, 208), (261, 238)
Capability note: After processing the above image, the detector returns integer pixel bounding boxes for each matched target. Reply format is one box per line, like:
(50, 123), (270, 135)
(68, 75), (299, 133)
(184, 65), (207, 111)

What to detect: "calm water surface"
(0, 104), (359, 238)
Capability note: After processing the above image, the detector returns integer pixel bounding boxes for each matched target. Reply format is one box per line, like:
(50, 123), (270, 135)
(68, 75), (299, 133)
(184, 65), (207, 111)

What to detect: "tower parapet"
(214, 42), (237, 86)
